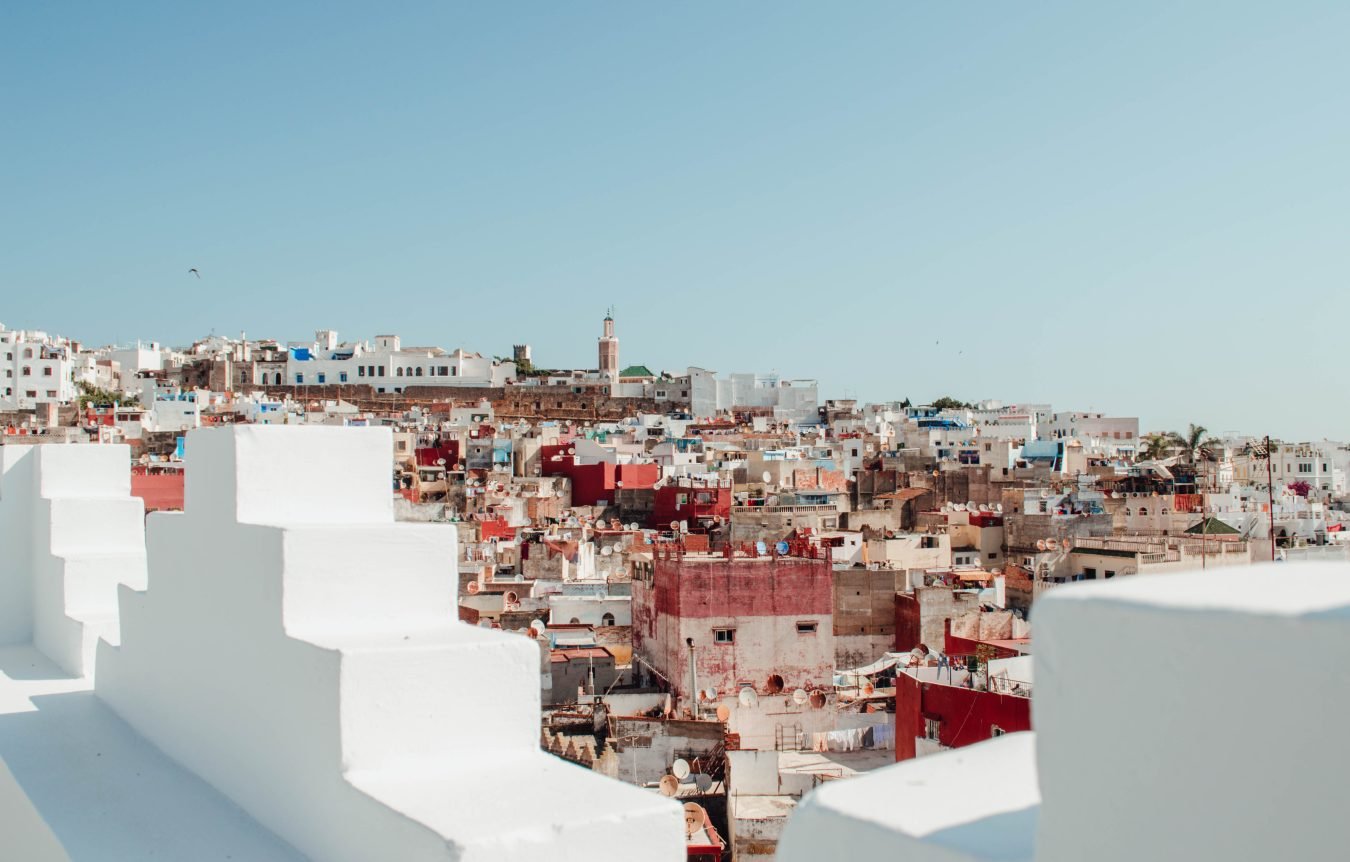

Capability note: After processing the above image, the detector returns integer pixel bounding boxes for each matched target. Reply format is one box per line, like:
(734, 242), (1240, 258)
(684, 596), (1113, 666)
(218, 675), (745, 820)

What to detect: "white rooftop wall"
(96, 425), (682, 861)
(779, 563), (1350, 861)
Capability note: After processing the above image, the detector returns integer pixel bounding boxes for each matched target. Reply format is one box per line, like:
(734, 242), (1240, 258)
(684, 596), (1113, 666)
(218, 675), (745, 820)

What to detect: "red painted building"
(631, 549), (834, 705)
(650, 481), (731, 531)
(540, 445), (660, 507)
(415, 441), (460, 469)
(894, 670), (1031, 761)
(130, 467), (185, 512)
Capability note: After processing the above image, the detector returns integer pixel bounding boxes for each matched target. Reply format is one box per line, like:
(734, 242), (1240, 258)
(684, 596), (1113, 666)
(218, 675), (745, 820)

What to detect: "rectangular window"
(1105, 570), (1116, 579)
(1084, 567), (1097, 580)
(439, 366), (449, 376)
(317, 374), (326, 384)
(42, 367), (53, 377)
(46, 390), (57, 398)
(924, 718), (941, 740)
(796, 621), (818, 634)
(339, 372), (348, 383)
(295, 374), (304, 384)
(378, 367), (385, 377)
(358, 366), (366, 377)
(714, 628), (735, 644)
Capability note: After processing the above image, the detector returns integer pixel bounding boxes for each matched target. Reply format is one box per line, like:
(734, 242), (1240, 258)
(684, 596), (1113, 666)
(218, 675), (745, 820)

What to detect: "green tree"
(75, 381), (139, 409)
(929, 396), (970, 410)
(1173, 423), (1210, 463)
(1140, 433), (1174, 461)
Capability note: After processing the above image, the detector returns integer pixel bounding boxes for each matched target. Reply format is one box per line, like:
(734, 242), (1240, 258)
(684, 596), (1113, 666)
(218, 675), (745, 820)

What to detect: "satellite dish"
(504, 590), (518, 604)
(628, 523), (639, 531)
(792, 689), (808, 705)
(672, 758), (691, 780)
(995, 503), (1004, 513)
(1047, 538), (1060, 550)
(670, 521), (680, 531)
(466, 581), (480, 595)
(966, 501), (976, 511)
(738, 687), (759, 708)
(659, 774), (679, 797)
(762, 471), (772, 483)
(809, 690), (827, 709)
(715, 704), (731, 722)
(702, 687), (718, 702)
(694, 774), (713, 792)
(979, 504), (990, 512)
(436, 457), (446, 466)
(529, 620), (546, 636)
(861, 681), (875, 696)
(1036, 539), (1048, 551)
(601, 546), (613, 557)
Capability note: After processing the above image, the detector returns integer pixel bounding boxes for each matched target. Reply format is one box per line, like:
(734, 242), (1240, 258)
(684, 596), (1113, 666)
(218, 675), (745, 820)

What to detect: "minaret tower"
(598, 308), (619, 382)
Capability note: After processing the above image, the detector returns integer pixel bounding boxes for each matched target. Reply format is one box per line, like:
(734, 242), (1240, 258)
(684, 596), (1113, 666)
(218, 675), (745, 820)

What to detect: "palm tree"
(1174, 423), (1209, 464)
(1140, 433), (1173, 461)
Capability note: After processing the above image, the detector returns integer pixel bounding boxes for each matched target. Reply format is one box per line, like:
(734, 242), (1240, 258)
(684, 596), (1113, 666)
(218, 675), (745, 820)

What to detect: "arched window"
(396, 368), (403, 377)
(23, 348), (33, 359)
(1139, 507), (1148, 516)
(1125, 509), (1132, 517)
(1161, 508), (1170, 515)
(21, 366), (31, 376)
(415, 367), (423, 377)
(569, 617), (581, 624)
(601, 613), (615, 626)
(275, 372), (282, 385)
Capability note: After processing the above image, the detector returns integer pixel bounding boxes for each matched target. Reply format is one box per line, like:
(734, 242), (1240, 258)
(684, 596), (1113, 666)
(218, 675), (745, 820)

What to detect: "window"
(358, 366), (366, 377)
(991, 725), (1006, 738)
(601, 613), (615, 626)
(396, 368), (403, 377)
(25, 390), (36, 398)
(295, 374), (304, 384)
(714, 628), (735, 644)
(21, 366), (31, 376)
(42, 367), (53, 377)
(924, 718), (941, 740)
(339, 372), (348, 383)
(1105, 570), (1116, 579)
(655, 390), (667, 399)
(317, 374), (326, 384)
(415, 367), (423, 377)
(23, 349), (33, 359)
(1084, 568), (1097, 580)
(1138, 507), (1148, 516)
(46, 390), (56, 398)
(989, 552), (998, 560)
(378, 367), (385, 377)
(796, 621), (818, 634)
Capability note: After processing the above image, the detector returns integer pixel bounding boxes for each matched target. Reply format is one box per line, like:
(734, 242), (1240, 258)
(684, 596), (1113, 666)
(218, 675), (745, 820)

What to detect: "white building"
(0, 325), (77, 411)
(265, 331), (517, 392)
(688, 367), (818, 424)
(1041, 411), (1139, 458)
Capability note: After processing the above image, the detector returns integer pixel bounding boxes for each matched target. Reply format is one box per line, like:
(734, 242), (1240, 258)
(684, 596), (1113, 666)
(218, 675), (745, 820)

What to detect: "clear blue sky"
(3, 2), (1346, 439)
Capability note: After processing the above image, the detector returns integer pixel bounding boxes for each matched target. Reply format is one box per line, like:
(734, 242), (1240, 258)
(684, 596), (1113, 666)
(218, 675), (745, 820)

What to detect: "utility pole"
(1265, 436), (1277, 562)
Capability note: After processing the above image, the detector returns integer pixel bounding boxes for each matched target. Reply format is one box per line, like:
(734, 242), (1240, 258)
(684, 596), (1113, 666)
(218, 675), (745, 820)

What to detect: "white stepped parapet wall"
(0, 444), (146, 677)
(1032, 563), (1350, 862)
(779, 733), (1039, 862)
(97, 425), (683, 862)
(778, 562), (1350, 861)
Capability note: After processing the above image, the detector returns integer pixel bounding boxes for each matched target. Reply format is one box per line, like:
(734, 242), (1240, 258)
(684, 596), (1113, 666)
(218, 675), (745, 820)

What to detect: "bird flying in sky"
(188, 268), (200, 278)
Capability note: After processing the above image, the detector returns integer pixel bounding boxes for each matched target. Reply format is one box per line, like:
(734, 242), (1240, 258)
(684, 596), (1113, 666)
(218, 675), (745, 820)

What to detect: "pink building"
(631, 549), (834, 706)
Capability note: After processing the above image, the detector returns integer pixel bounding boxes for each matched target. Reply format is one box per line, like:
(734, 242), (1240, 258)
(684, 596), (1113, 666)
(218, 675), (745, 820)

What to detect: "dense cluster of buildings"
(3, 313), (1348, 859)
